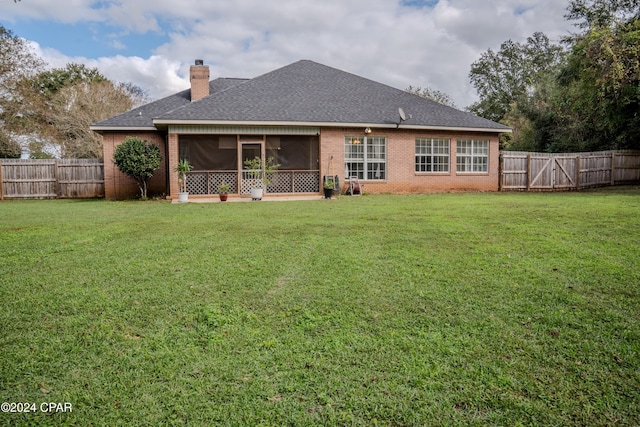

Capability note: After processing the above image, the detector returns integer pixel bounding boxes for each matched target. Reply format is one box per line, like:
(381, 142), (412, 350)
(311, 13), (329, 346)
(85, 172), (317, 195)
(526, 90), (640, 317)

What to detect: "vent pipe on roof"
(190, 59), (210, 102)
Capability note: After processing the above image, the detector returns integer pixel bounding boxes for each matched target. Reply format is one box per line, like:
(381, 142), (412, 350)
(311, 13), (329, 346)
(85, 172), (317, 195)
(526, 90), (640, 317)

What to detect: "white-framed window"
(415, 138), (450, 172)
(344, 136), (386, 180)
(456, 139), (489, 173)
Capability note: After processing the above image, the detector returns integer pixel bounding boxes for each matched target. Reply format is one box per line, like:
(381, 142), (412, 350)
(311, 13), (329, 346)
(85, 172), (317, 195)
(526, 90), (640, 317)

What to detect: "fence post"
(611, 152), (616, 185)
(575, 155), (581, 189)
(54, 159), (61, 198)
(498, 152), (503, 191)
(0, 160), (4, 201)
(526, 154), (531, 191)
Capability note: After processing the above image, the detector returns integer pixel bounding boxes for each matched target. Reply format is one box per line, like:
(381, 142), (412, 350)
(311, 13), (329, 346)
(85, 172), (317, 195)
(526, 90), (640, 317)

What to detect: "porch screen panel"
(179, 135), (237, 170)
(266, 136), (319, 170)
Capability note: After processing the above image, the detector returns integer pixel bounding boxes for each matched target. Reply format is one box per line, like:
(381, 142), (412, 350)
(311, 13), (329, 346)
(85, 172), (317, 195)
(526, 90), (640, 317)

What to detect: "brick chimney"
(190, 59), (210, 102)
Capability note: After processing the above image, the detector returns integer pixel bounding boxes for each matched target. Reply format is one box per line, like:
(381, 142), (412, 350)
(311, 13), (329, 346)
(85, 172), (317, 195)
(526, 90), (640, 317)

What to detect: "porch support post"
(168, 133), (179, 199)
(236, 135), (242, 195)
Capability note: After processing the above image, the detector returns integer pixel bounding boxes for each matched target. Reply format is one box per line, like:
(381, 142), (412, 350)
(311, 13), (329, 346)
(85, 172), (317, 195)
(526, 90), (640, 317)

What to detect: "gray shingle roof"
(94, 60), (509, 132)
(91, 78), (248, 129)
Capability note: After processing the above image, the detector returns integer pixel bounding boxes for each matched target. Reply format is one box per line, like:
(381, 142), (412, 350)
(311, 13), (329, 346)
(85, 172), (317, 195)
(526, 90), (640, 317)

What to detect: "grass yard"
(1, 188), (639, 426)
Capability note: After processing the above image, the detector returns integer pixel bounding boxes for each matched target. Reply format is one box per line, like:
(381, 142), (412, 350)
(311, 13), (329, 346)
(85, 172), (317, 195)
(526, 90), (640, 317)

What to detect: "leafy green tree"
(0, 25), (43, 88)
(554, 1), (640, 150)
(468, 32), (565, 149)
(113, 137), (161, 199)
(1, 24), (148, 159)
(406, 85), (457, 108)
(0, 132), (21, 158)
(0, 25), (44, 156)
(468, 1), (639, 152)
(565, 0), (639, 31)
(6, 63), (148, 158)
(468, 32), (564, 123)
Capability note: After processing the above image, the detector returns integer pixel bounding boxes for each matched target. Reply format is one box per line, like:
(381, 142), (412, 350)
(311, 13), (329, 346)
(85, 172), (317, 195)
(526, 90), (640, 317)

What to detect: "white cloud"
(29, 42), (188, 99)
(8, 0), (575, 107)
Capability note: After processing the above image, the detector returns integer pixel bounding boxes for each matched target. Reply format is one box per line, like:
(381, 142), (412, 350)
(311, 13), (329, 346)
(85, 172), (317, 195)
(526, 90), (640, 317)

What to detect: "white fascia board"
(152, 119), (512, 133)
(153, 119), (386, 128)
(89, 126), (158, 132)
(399, 124), (513, 133)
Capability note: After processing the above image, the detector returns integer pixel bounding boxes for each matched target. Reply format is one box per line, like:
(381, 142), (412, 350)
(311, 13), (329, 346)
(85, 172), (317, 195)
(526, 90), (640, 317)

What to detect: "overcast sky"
(0, 0), (575, 109)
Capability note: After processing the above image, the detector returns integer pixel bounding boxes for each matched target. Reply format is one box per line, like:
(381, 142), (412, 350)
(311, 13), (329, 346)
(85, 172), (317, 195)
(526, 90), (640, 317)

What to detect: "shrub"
(0, 132), (21, 158)
(113, 137), (161, 199)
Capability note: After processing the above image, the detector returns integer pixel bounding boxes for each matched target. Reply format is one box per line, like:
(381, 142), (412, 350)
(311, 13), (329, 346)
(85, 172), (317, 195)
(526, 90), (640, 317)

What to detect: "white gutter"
(151, 119), (511, 133)
(90, 126), (158, 132)
(398, 124), (512, 133)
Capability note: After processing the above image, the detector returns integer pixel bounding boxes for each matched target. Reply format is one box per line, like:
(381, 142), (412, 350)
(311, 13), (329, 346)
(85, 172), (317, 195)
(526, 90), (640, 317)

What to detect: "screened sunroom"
(178, 132), (320, 196)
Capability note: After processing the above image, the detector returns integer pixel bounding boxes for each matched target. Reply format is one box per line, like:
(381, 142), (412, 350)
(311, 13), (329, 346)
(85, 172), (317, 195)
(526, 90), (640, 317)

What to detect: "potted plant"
(243, 156), (280, 201)
(174, 159), (192, 202)
(217, 182), (230, 202)
(323, 177), (335, 199)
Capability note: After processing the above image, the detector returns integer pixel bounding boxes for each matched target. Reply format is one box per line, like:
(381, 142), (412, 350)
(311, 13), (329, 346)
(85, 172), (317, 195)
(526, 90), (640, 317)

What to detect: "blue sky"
(0, 0), (574, 107)
(8, 20), (170, 58)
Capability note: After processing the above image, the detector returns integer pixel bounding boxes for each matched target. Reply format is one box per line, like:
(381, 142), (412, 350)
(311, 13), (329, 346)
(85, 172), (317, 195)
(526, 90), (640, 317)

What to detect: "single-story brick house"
(91, 60), (511, 200)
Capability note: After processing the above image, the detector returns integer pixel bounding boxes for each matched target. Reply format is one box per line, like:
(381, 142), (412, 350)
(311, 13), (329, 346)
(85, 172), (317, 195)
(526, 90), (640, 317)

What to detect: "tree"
(406, 86), (457, 108)
(113, 137), (161, 199)
(0, 25), (44, 156)
(565, 0), (639, 32)
(468, 32), (565, 123)
(467, 1), (640, 152)
(6, 63), (148, 158)
(1, 25), (149, 159)
(549, 0), (640, 150)
(0, 132), (21, 158)
(0, 25), (43, 90)
(468, 32), (565, 149)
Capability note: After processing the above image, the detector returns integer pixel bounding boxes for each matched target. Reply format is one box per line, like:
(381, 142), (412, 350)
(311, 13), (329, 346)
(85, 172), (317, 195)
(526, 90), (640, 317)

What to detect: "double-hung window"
(344, 136), (386, 180)
(415, 138), (450, 172)
(456, 139), (489, 173)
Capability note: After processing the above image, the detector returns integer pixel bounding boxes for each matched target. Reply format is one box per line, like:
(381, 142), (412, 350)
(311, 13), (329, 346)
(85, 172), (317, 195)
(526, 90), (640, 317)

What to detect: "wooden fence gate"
(528, 156), (578, 190)
(0, 159), (105, 200)
(500, 150), (640, 191)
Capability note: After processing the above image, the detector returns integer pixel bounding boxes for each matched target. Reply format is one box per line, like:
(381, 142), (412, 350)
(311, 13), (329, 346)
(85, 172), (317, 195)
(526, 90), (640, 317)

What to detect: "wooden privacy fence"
(0, 159), (104, 200)
(500, 150), (640, 191)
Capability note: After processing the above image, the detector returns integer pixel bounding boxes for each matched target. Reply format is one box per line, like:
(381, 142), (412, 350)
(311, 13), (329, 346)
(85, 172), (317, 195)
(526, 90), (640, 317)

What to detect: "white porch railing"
(186, 170), (320, 195)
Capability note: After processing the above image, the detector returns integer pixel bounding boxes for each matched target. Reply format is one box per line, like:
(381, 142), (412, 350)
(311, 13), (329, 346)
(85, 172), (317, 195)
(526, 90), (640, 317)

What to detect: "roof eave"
(152, 119), (511, 133)
(90, 126), (159, 132)
(399, 124), (512, 133)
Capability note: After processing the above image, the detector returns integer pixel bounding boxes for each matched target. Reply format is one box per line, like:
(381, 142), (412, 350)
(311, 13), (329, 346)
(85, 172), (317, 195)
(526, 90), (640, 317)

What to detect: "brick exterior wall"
(102, 132), (167, 200)
(104, 126), (501, 199)
(167, 133), (179, 198)
(320, 127), (500, 194)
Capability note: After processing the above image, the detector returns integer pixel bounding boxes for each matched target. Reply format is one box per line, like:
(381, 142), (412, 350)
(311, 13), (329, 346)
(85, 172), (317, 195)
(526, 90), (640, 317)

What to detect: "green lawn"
(1, 188), (639, 426)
